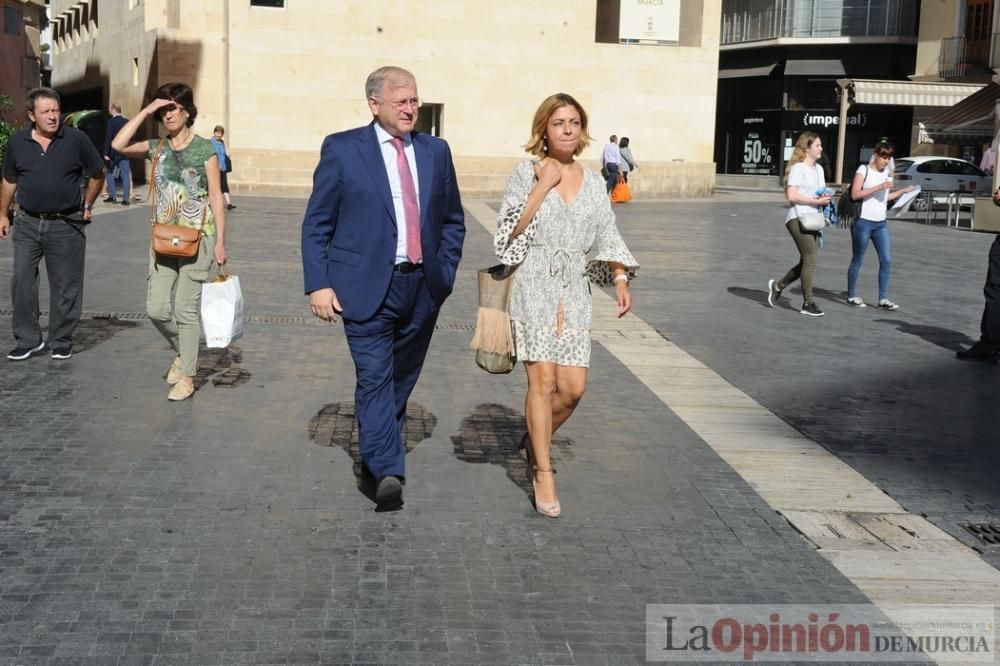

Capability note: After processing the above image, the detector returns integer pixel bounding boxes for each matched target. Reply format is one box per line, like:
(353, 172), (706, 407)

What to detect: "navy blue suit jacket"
(103, 114), (128, 162)
(301, 123), (465, 321)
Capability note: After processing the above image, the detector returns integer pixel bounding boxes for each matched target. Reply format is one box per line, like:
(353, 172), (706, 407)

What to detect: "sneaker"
(956, 341), (998, 362)
(102, 196), (116, 203)
(800, 302), (825, 317)
(166, 356), (183, 385)
(877, 300), (899, 310)
(121, 201), (130, 207)
(846, 297), (867, 307)
(6, 341), (45, 361)
(225, 203), (236, 211)
(767, 279), (783, 307)
(168, 379), (195, 401)
(50, 347), (72, 360)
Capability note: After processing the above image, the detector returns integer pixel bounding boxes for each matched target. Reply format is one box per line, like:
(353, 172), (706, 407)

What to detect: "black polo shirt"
(1, 125), (105, 214)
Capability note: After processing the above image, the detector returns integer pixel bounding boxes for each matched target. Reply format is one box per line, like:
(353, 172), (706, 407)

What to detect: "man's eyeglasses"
(374, 97), (421, 110)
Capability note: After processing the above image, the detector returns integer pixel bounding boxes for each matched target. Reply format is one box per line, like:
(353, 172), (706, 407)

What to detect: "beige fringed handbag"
(471, 264), (518, 374)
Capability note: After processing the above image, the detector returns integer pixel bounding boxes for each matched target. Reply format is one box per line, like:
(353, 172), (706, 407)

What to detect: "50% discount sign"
(741, 133), (775, 175)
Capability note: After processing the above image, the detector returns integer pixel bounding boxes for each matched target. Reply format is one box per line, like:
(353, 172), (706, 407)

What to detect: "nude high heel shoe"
(531, 467), (561, 518)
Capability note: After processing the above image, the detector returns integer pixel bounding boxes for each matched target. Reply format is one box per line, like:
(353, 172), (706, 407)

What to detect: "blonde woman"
(495, 93), (638, 517)
(767, 132), (832, 317)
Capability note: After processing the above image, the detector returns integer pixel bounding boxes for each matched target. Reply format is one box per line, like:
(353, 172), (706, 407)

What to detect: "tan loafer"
(166, 357), (183, 385)
(168, 379), (194, 401)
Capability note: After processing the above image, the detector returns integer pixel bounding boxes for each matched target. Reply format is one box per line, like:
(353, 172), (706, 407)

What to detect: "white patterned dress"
(495, 160), (639, 367)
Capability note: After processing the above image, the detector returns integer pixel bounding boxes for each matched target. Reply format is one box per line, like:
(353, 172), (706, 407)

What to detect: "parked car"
(893, 156), (989, 211)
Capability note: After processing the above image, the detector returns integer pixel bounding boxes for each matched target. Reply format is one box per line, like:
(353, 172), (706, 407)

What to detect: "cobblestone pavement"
(0, 193), (987, 664)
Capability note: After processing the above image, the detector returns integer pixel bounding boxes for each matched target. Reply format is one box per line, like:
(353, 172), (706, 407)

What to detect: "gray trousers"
(11, 214), (87, 349)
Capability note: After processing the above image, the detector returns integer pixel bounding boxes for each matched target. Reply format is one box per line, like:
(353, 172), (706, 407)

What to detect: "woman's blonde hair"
(784, 131), (820, 178)
(524, 93), (592, 158)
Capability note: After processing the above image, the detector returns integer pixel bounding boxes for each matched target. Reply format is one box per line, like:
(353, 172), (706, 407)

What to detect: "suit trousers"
(11, 214), (87, 349)
(980, 233), (1000, 347)
(342, 270), (440, 480)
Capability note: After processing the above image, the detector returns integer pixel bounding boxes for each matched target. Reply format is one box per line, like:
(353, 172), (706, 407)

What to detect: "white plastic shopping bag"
(201, 272), (244, 348)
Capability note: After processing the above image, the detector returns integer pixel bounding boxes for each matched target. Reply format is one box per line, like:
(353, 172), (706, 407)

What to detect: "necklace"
(170, 129), (193, 151)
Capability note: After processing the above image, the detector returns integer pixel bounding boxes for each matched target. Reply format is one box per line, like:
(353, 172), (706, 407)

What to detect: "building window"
(4, 3), (22, 36)
(414, 103), (443, 137)
(250, 0), (285, 7)
(132, 57), (139, 86)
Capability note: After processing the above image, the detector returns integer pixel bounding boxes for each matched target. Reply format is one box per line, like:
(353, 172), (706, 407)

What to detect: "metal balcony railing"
(939, 34), (997, 79)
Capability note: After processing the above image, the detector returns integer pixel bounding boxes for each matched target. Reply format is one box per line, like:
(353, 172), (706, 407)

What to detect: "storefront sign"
(737, 113), (780, 176)
(619, 0), (680, 43)
(782, 110), (885, 130)
(741, 131), (779, 176)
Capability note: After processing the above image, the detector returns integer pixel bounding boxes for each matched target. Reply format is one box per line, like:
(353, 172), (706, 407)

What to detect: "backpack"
(836, 164), (868, 228)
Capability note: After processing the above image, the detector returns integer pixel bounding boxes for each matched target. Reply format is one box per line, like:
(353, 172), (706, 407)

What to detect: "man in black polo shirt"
(0, 87), (105, 361)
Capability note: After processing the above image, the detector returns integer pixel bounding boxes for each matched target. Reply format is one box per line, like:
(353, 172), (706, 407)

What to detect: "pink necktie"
(390, 137), (421, 264)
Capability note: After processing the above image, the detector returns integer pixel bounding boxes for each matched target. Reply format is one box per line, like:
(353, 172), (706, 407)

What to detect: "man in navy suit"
(301, 66), (465, 511)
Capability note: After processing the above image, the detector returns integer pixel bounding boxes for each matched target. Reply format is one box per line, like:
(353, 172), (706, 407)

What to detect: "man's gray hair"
(27, 87), (60, 112)
(365, 66), (416, 100)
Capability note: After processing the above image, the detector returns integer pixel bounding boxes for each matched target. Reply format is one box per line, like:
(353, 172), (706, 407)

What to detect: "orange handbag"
(611, 173), (632, 203)
(149, 139), (204, 259)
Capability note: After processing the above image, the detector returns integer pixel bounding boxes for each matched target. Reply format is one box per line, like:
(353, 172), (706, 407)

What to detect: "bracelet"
(613, 274), (628, 284)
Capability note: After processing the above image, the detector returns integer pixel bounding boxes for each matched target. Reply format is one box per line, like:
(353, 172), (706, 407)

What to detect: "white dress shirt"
(374, 122), (421, 264)
(602, 142), (621, 166)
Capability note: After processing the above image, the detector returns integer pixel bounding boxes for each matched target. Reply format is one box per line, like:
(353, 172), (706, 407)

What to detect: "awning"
(785, 59), (844, 77)
(837, 78), (985, 107)
(717, 64), (778, 79)
(923, 82), (1000, 143)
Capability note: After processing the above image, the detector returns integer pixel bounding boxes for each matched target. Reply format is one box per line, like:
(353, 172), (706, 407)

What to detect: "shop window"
(4, 3), (22, 36)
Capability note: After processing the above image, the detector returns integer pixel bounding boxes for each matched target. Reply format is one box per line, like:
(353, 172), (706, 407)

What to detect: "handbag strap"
(148, 139), (166, 227)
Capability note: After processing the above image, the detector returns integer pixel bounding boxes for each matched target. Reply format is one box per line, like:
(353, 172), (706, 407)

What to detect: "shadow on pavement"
(873, 319), (976, 352)
(193, 344), (252, 389)
(307, 401), (436, 503)
(73, 316), (140, 354)
(450, 403), (573, 503)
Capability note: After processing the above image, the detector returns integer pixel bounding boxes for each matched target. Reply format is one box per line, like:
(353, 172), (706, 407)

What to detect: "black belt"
(394, 262), (422, 273)
(21, 209), (79, 220)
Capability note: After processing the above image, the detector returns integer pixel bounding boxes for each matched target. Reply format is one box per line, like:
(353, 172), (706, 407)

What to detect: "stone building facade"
(50, 0), (720, 196)
(0, 0), (46, 115)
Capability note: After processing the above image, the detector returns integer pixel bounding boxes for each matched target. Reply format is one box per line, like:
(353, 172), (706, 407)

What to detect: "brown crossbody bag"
(149, 139), (205, 258)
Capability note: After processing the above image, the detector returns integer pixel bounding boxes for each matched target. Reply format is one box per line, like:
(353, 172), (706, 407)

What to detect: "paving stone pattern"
(614, 191), (1000, 569)
(0, 197), (922, 664)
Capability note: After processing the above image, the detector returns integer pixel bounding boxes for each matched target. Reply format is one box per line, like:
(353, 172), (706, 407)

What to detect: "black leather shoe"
(375, 475), (403, 512)
(956, 342), (998, 362)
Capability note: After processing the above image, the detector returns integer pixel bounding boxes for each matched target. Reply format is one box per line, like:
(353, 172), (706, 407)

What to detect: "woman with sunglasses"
(845, 139), (913, 310)
(112, 82), (228, 401)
